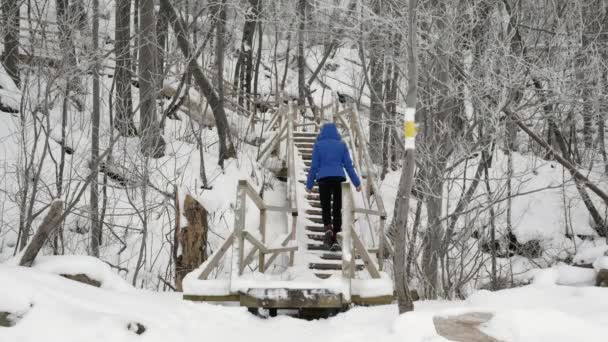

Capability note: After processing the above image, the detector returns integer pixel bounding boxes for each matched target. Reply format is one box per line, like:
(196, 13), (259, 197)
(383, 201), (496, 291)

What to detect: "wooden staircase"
(183, 101), (394, 315)
(294, 132), (366, 279)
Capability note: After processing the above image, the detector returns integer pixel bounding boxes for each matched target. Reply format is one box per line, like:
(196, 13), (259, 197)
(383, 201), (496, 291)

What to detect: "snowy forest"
(1, 0), (608, 341)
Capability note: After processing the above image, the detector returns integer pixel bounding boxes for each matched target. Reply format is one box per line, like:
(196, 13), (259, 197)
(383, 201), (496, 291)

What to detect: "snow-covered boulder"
(31, 255), (133, 291)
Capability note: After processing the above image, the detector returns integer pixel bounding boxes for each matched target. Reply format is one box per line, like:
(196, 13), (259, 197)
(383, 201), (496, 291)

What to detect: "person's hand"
(306, 187), (312, 194)
(356, 185), (362, 192)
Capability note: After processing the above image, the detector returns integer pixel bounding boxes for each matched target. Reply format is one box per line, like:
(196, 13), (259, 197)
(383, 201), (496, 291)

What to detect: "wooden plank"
(242, 245), (260, 269)
(341, 183), (354, 302)
(240, 289), (344, 308)
(233, 185), (247, 283)
(183, 294), (240, 302)
(199, 232), (234, 280)
(265, 245), (298, 253)
(265, 233), (292, 268)
(351, 294), (394, 306)
(243, 231), (267, 252)
(378, 218), (386, 271)
(258, 120), (288, 163)
(265, 205), (294, 213)
(351, 228), (381, 279)
(241, 180), (266, 210)
(243, 231), (297, 254)
(352, 207), (384, 216)
(259, 209), (266, 273)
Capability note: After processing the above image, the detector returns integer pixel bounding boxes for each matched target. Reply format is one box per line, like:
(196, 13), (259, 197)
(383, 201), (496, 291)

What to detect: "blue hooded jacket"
(306, 123), (361, 190)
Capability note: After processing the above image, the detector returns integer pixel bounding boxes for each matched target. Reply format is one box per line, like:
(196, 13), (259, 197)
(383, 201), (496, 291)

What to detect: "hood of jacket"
(317, 123), (341, 141)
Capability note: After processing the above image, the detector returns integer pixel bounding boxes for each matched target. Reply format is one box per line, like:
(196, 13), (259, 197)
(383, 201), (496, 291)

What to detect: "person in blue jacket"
(306, 123), (362, 250)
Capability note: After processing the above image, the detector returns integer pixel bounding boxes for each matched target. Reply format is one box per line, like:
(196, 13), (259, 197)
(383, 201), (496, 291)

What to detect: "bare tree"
(90, 0), (101, 256)
(139, 0), (166, 158)
(115, 0), (137, 136)
(1, 0), (20, 87)
(392, 0), (418, 314)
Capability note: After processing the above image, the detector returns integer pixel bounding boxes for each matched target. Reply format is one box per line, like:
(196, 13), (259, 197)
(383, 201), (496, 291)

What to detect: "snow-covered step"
(307, 233), (326, 242)
(294, 132), (318, 137)
(319, 253), (360, 261)
(308, 243), (334, 251)
(308, 201), (321, 208)
(305, 209), (322, 216)
(294, 138), (316, 144)
(305, 224), (325, 233)
(308, 216), (324, 224)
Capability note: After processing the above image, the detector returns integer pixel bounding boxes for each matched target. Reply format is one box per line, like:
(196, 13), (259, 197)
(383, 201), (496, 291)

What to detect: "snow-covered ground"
(2, 264), (608, 342)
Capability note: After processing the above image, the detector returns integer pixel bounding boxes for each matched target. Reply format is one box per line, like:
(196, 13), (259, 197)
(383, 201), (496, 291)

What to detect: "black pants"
(318, 177), (344, 233)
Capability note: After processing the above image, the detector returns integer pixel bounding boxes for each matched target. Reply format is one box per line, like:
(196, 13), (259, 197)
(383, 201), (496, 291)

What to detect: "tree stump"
(433, 312), (499, 342)
(596, 269), (608, 287)
(176, 194), (208, 290)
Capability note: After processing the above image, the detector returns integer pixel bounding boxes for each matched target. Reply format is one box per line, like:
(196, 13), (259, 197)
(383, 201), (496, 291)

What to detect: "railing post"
(259, 209), (266, 273)
(341, 182), (353, 302)
(231, 181), (247, 294)
(378, 217), (386, 271)
(287, 100), (297, 266)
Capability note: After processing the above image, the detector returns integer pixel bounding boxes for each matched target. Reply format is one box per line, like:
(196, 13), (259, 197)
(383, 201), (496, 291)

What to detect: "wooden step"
(305, 225), (326, 233)
(294, 138), (316, 144)
(308, 201), (321, 208)
(305, 209), (322, 216)
(309, 217), (324, 224)
(306, 194), (320, 201)
(319, 253), (361, 261)
(295, 143), (314, 148)
(307, 233), (325, 242)
(308, 243), (333, 251)
(294, 132), (318, 137)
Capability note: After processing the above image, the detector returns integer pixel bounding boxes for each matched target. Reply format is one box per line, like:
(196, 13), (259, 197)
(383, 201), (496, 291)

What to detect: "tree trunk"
(368, 0), (385, 164)
(90, 0), (101, 256)
(392, 0), (418, 314)
(1, 0), (20, 88)
(297, 0), (306, 114)
(160, 0), (235, 165)
(20, 201), (64, 267)
(138, 0), (165, 158)
(114, 0), (137, 136)
(237, 0), (258, 111)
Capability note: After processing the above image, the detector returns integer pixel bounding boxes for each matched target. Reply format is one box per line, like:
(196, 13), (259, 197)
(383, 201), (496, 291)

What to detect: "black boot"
(323, 225), (334, 249)
(330, 227), (341, 251)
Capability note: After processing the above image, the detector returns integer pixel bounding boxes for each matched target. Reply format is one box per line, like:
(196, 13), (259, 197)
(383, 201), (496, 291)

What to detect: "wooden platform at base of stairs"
(183, 290), (394, 309)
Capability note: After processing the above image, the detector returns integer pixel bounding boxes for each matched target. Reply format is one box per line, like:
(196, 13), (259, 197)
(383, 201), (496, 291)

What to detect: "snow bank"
(3, 265), (608, 342)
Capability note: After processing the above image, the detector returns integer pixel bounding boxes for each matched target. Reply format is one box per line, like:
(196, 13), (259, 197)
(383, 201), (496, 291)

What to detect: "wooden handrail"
(341, 183), (382, 280)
